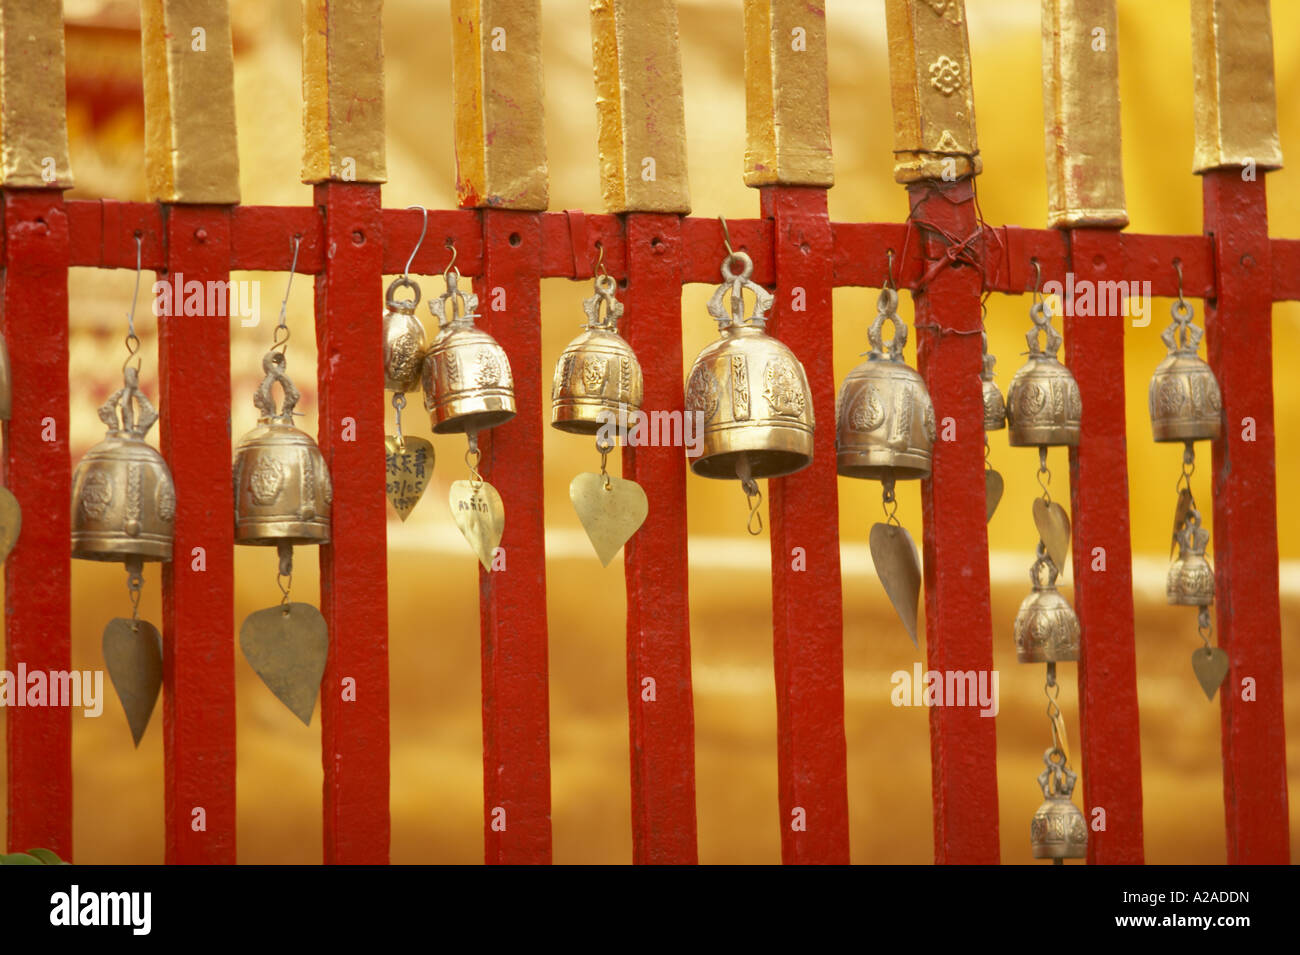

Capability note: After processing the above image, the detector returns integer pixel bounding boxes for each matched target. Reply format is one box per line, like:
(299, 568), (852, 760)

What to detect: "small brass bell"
(553, 273), (644, 433)
(1149, 299), (1221, 443)
(422, 269), (515, 436)
(981, 334), (1006, 432)
(382, 276), (427, 394)
(1030, 747), (1087, 860)
(1014, 549), (1081, 663)
(233, 351), (332, 545)
(836, 287), (934, 480)
(1168, 509), (1214, 607)
(1007, 300), (1081, 448)
(72, 365), (175, 562)
(685, 249), (814, 483)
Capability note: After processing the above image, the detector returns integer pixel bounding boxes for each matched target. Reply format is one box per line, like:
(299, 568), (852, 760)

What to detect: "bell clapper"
(735, 453), (763, 536)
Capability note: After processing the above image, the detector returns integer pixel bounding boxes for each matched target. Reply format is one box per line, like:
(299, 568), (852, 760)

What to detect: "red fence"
(1, 0), (1293, 864)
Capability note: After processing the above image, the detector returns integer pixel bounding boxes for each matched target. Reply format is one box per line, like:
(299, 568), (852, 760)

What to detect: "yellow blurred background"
(1, 0), (1298, 863)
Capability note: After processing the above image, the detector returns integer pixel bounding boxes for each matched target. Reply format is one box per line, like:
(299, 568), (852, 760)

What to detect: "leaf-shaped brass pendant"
(870, 522), (922, 647)
(102, 618), (163, 747)
(239, 603), (329, 725)
(1033, 497), (1072, 573)
(571, 472), (648, 567)
(384, 435), (434, 521)
(1191, 646), (1229, 701)
(984, 468), (1003, 524)
(450, 479), (505, 571)
(0, 486), (21, 564)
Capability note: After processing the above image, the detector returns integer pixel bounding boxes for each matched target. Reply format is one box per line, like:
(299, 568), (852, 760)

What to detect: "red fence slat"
(622, 212), (698, 864)
(762, 186), (849, 864)
(313, 182), (391, 864)
(475, 208), (552, 864)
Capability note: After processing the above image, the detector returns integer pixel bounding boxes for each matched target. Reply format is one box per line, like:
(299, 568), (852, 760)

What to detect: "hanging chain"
(125, 559), (144, 629)
(881, 478), (900, 527)
(277, 544), (293, 611)
(1197, 606), (1214, 650)
(1037, 445), (1052, 503)
(742, 479), (763, 536)
(466, 432), (484, 489)
(1044, 662), (1069, 762)
(984, 434), (992, 472)
(123, 233), (144, 370)
(595, 434), (614, 491)
(1177, 441), (1197, 505)
(392, 393), (406, 451)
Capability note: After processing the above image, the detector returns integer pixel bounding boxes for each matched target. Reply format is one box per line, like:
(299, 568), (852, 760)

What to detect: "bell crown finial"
(706, 250), (772, 333)
(252, 350), (301, 422)
(430, 269), (480, 329)
(98, 365), (159, 439)
(867, 287), (908, 361)
(1037, 746), (1078, 800)
(1177, 508), (1211, 556)
(581, 274), (623, 332)
(1160, 298), (1204, 356)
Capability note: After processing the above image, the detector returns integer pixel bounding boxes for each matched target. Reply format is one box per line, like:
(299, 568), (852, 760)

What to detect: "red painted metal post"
(1201, 170), (1290, 864)
(313, 181), (391, 863)
(1063, 228), (1145, 864)
(1, 189), (72, 858)
(475, 208), (552, 864)
(761, 186), (849, 864)
(158, 205), (237, 863)
(622, 212), (697, 864)
(908, 179), (999, 863)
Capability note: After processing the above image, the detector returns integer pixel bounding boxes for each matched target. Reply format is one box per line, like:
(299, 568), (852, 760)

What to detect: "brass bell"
(981, 332), (1005, 431)
(382, 276), (427, 394)
(1007, 300), (1081, 447)
(1149, 299), (1221, 443)
(685, 250), (814, 481)
(72, 365), (174, 562)
(1030, 748), (1087, 860)
(1014, 550), (1080, 663)
(1168, 508), (1214, 607)
(836, 287), (934, 480)
(552, 273), (643, 434)
(422, 269), (515, 435)
(0, 331), (10, 421)
(233, 351), (331, 545)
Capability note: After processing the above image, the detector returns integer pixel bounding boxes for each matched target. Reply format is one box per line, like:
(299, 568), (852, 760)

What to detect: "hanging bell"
(1030, 748), (1088, 860)
(0, 331), (10, 422)
(1168, 509), (1214, 607)
(72, 366), (174, 562)
(422, 269), (515, 435)
(382, 276), (427, 394)
(1149, 299), (1221, 443)
(1013, 549), (1080, 663)
(1007, 300), (1081, 447)
(685, 250), (814, 480)
(233, 350), (331, 545)
(836, 287), (934, 480)
(981, 334), (1006, 431)
(552, 273), (643, 433)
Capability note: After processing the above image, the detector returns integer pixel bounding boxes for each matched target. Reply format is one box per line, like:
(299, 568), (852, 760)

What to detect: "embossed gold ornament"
(1014, 549), (1081, 664)
(1031, 745), (1087, 861)
(552, 267), (648, 565)
(423, 245), (512, 568)
(234, 247), (333, 724)
(1006, 299), (1080, 449)
(836, 285), (933, 645)
(685, 227), (813, 534)
(71, 237), (173, 745)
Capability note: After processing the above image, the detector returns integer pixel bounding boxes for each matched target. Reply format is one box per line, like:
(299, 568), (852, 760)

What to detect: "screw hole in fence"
(352, 229), (365, 245)
(509, 232), (521, 247)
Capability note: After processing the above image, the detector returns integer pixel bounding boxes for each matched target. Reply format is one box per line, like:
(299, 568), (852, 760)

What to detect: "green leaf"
(25, 848), (64, 865)
(0, 852), (41, 865)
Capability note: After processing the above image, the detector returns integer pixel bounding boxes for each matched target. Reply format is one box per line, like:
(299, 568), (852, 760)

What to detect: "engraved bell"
(981, 332), (1006, 431)
(552, 274), (643, 435)
(1014, 551), (1080, 663)
(836, 287), (934, 480)
(382, 276), (427, 394)
(72, 366), (174, 562)
(1149, 299), (1221, 443)
(685, 251), (814, 480)
(1168, 509), (1214, 607)
(233, 351), (331, 545)
(1007, 300), (1081, 447)
(1030, 749), (1087, 860)
(422, 270), (515, 435)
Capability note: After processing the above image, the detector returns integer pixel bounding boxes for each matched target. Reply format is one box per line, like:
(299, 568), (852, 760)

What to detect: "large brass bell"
(1030, 748), (1087, 860)
(1168, 509), (1214, 607)
(1014, 549), (1081, 663)
(422, 269), (515, 435)
(553, 274), (643, 433)
(685, 249), (814, 483)
(836, 287), (934, 480)
(1007, 300), (1081, 447)
(72, 365), (175, 562)
(233, 350), (332, 545)
(382, 276), (427, 394)
(1149, 298), (1221, 443)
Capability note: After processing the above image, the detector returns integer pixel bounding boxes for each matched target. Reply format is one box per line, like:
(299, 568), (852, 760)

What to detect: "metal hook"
(123, 233), (144, 372)
(1172, 258), (1187, 310)
(719, 215), (735, 259)
(404, 205), (428, 278)
(274, 235), (303, 353)
(593, 240), (607, 278)
(443, 239), (459, 281)
(1031, 258), (1043, 302)
(885, 248), (896, 290)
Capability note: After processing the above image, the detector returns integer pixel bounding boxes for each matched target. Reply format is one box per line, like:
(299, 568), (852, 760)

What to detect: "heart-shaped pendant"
(384, 435), (435, 521)
(984, 468), (1004, 524)
(1033, 497), (1072, 573)
(870, 522), (922, 647)
(1191, 646), (1229, 701)
(0, 486), (21, 564)
(571, 472), (648, 567)
(239, 603), (329, 725)
(102, 618), (163, 747)
(450, 479), (505, 571)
